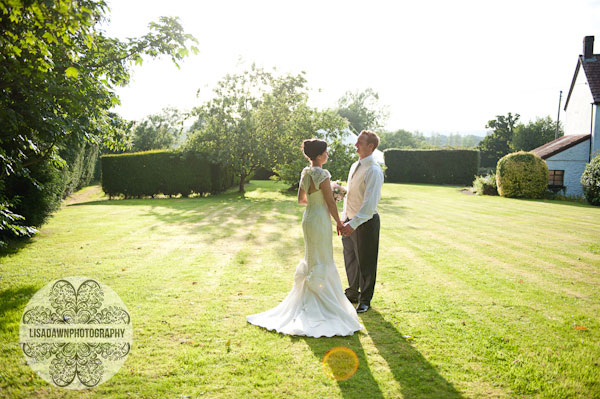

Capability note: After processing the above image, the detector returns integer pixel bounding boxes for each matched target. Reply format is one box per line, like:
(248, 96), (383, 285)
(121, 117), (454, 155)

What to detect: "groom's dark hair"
(302, 139), (327, 161)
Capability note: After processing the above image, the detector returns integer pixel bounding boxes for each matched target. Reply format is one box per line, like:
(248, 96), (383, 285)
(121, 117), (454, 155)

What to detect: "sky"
(103, 0), (600, 136)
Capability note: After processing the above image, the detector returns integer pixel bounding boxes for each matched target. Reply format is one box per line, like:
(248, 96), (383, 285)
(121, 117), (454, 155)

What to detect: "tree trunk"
(238, 174), (246, 193)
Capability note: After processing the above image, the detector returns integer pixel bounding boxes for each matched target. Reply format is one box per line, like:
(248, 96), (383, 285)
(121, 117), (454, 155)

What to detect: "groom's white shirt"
(341, 154), (384, 230)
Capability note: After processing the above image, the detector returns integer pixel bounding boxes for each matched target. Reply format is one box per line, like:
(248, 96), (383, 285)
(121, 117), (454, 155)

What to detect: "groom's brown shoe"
(356, 303), (369, 313)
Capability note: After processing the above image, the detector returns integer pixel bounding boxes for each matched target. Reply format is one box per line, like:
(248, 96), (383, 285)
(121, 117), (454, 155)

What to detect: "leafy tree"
(477, 113), (520, 167)
(512, 116), (563, 152)
(379, 129), (420, 150)
(130, 107), (185, 152)
(0, 0), (198, 244)
(272, 110), (352, 186)
(186, 65), (306, 192)
(336, 88), (389, 134)
(186, 65), (350, 192)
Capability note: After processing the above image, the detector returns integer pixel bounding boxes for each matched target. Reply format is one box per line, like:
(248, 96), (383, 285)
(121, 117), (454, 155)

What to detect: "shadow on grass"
(65, 181), (284, 207)
(0, 285), (39, 330)
(2, 182), (293, 259)
(300, 309), (462, 399)
(364, 309), (462, 398)
(0, 238), (35, 260)
(508, 197), (595, 209)
(300, 333), (385, 399)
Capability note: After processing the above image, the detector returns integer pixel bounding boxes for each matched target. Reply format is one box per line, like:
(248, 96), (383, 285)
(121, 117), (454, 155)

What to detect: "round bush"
(581, 154), (600, 206)
(496, 151), (548, 198)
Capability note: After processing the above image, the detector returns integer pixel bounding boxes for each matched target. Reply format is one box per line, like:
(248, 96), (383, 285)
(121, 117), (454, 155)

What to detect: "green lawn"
(1, 181), (599, 398)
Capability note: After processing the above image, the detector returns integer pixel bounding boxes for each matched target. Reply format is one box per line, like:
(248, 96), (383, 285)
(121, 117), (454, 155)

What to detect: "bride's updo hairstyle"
(302, 139), (327, 161)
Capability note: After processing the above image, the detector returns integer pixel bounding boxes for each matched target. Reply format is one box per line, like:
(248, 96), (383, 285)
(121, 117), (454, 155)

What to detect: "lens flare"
(322, 346), (359, 381)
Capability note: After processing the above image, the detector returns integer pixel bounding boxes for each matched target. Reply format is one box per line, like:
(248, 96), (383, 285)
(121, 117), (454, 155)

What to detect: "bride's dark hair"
(301, 139), (327, 161)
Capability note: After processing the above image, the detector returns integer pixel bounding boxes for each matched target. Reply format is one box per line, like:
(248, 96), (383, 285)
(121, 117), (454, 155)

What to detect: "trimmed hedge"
(496, 151), (548, 198)
(383, 149), (480, 185)
(101, 150), (233, 198)
(3, 140), (99, 228)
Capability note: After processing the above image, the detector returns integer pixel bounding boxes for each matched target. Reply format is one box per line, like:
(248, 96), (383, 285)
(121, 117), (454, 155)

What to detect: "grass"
(1, 180), (599, 398)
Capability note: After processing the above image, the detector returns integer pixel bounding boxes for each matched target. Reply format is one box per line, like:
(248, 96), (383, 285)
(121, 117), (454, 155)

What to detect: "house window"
(548, 170), (564, 187)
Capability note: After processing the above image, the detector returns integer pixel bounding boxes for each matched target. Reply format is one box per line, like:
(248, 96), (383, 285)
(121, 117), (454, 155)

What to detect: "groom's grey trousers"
(342, 213), (380, 306)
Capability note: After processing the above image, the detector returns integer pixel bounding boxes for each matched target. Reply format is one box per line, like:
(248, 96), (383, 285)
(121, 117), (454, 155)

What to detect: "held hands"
(336, 220), (355, 237)
(336, 220), (344, 236)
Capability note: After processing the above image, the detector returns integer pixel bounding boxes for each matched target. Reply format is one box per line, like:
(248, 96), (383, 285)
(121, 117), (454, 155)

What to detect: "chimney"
(584, 36), (594, 59)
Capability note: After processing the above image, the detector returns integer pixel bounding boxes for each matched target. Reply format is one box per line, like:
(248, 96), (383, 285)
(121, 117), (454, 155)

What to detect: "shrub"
(384, 149), (479, 185)
(472, 173), (498, 195)
(581, 154), (600, 206)
(496, 151), (548, 198)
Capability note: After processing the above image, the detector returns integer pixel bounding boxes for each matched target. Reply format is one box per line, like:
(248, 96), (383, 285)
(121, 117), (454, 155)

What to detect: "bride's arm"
(320, 178), (342, 228)
(297, 186), (307, 205)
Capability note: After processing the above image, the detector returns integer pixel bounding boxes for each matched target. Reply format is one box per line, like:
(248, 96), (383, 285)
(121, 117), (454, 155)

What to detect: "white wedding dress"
(247, 166), (364, 337)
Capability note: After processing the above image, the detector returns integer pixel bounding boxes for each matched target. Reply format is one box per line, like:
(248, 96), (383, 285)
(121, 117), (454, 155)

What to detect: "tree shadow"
(0, 237), (35, 260)
(0, 285), (39, 331)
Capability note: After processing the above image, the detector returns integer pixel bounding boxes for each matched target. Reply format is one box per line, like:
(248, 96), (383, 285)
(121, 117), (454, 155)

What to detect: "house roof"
(531, 134), (590, 159)
(564, 55), (600, 110)
(582, 58), (600, 103)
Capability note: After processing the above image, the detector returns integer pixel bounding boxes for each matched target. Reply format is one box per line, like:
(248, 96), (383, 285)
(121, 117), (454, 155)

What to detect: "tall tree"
(272, 110), (351, 186)
(512, 116), (563, 152)
(336, 88), (389, 134)
(186, 65), (351, 191)
(477, 113), (520, 167)
(379, 129), (422, 150)
(186, 66), (305, 192)
(130, 107), (185, 152)
(0, 0), (198, 243)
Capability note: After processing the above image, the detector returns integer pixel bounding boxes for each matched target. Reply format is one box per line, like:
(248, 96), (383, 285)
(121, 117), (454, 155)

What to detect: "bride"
(247, 139), (364, 337)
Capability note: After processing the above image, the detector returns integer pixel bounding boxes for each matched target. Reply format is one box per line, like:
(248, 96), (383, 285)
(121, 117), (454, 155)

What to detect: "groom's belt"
(344, 212), (379, 224)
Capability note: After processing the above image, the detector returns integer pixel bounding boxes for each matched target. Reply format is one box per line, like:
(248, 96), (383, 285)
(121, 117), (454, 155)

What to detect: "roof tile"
(582, 56), (600, 103)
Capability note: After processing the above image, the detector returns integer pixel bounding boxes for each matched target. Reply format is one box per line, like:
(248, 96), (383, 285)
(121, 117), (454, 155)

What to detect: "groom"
(339, 130), (384, 313)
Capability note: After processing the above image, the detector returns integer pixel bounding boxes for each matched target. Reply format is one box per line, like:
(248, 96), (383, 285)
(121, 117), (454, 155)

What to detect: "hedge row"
(101, 150), (235, 198)
(384, 149), (480, 185)
(2, 140), (99, 229)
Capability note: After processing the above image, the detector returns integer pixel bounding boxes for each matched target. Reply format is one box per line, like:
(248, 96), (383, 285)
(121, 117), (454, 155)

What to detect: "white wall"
(564, 66), (594, 136)
(545, 138), (591, 197)
(593, 105), (600, 158)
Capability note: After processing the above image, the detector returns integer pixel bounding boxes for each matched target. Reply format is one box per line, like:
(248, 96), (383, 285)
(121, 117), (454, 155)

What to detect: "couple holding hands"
(247, 130), (384, 338)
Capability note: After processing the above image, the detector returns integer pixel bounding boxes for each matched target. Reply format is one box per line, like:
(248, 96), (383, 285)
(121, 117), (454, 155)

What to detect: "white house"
(532, 36), (600, 197)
